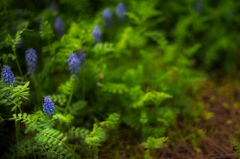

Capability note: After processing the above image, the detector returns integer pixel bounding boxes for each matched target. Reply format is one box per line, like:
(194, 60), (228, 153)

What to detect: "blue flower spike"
(92, 25), (102, 43)
(116, 2), (127, 21)
(103, 8), (113, 27)
(26, 48), (37, 76)
(1, 65), (15, 86)
(77, 49), (86, 68)
(54, 17), (64, 37)
(194, 0), (203, 12)
(43, 96), (55, 115)
(49, 1), (59, 11)
(68, 53), (80, 76)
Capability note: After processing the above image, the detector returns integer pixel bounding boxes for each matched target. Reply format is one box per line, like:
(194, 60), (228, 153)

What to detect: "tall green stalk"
(82, 73), (85, 100)
(64, 83), (74, 115)
(13, 50), (23, 79)
(15, 109), (19, 144)
(93, 145), (98, 159)
(60, 81), (75, 130)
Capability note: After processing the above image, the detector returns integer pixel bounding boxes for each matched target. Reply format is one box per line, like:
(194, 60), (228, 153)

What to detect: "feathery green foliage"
(1, 0), (240, 158)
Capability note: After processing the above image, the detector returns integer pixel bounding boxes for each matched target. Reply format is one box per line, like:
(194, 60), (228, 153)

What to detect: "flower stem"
(64, 83), (74, 115)
(60, 81), (75, 130)
(82, 73), (85, 100)
(94, 145), (98, 159)
(15, 109), (19, 144)
(13, 50), (23, 79)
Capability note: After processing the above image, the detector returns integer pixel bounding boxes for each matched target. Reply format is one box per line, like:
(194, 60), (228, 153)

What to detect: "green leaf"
(11, 105), (17, 112)
(56, 147), (64, 153)
(65, 153), (72, 157)
(58, 141), (62, 146)
(57, 133), (63, 139)
(60, 149), (68, 155)
(23, 113), (27, 118)
(18, 113), (22, 118)
(61, 136), (67, 142)
(0, 99), (8, 104)
(22, 82), (30, 90)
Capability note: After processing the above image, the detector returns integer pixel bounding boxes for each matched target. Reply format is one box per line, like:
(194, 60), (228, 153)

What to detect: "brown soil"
(99, 77), (240, 159)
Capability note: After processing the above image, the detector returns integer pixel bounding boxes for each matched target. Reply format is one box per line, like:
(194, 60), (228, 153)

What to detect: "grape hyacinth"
(1, 65), (15, 102)
(103, 8), (113, 27)
(26, 48), (37, 76)
(16, 9), (23, 18)
(49, 1), (59, 11)
(1, 65), (15, 86)
(68, 53), (80, 76)
(116, 2), (126, 21)
(43, 96), (55, 115)
(54, 17), (64, 37)
(76, 49), (86, 68)
(92, 25), (102, 43)
(194, 0), (203, 12)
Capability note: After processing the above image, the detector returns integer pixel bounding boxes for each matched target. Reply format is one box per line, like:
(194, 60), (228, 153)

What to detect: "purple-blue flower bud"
(54, 17), (64, 37)
(194, 0), (203, 12)
(68, 53), (80, 75)
(76, 49), (86, 68)
(43, 96), (55, 115)
(1, 65), (15, 86)
(50, 1), (59, 11)
(103, 8), (113, 27)
(26, 48), (37, 76)
(92, 25), (102, 43)
(116, 2), (126, 21)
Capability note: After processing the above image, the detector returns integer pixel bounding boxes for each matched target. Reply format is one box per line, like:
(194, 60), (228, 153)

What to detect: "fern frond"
(58, 76), (75, 95)
(122, 112), (142, 129)
(70, 126), (90, 139)
(9, 81), (30, 111)
(102, 83), (128, 94)
(85, 113), (120, 147)
(232, 140), (240, 154)
(40, 20), (54, 39)
(0, 53), (16, 64)
(141, 136), (168, 148)
(52, 114), (74, 124)
(5, 27), (26, 52)
(69, 100), (87, 116)
(93, 43), (114, 57)
(35, 128), (67, 147)
(5, 138), (42, 159)
(132, 90), (172, 108)
(85, 123), (106, 147)
(49, 94), (67, 106)
(40, 143), (72, 159)
(142, 126), (166, 139)
(99, 113), (120, 129)
(9, 113), (51, 133)
(10, 113), (38, 133)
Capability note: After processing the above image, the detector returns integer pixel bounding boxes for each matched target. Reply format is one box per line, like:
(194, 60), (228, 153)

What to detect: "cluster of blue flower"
(1, 64), (55, 115)
(54, 17), (64, 37)
(1, 65), (15, 102)
(2, 1), (128, 116)
(43, 96), (55, 115)
(1, 65), (15, 86)
(1, 47), (86, 116)
(26, 48), (37, 76)
(92, 2), (126, 44)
